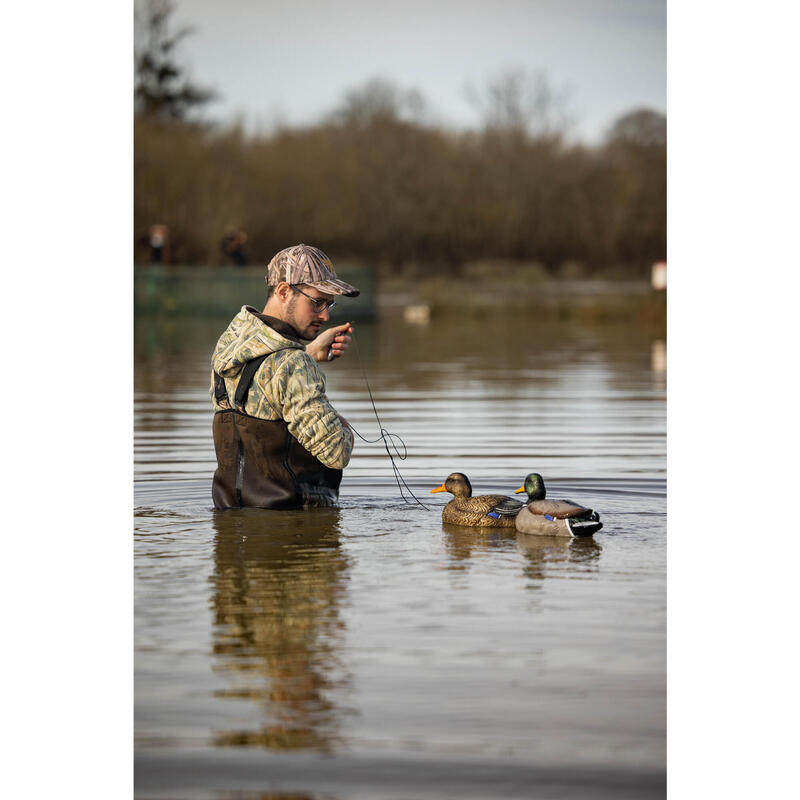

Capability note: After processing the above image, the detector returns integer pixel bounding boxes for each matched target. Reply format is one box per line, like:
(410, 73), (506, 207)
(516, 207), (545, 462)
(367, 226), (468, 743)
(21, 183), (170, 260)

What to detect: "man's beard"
(286, 295), (318, 340)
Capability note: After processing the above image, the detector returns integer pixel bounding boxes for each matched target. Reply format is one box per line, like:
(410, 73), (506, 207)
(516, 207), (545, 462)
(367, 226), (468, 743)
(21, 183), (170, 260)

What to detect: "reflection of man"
(210, 244), (358, 509)
(211, 509), (349, 750)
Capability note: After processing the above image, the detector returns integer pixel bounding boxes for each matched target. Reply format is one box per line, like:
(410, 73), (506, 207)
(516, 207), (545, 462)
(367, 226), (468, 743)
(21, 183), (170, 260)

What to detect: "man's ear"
(273, 282), (293, 302)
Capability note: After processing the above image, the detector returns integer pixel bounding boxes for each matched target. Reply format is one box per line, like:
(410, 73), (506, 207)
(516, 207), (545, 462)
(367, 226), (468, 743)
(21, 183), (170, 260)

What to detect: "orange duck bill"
(430, 484), (448, 493)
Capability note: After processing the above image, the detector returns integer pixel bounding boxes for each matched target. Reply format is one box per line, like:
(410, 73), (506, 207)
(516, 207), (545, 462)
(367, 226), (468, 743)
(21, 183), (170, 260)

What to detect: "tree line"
(134, 0), (665, 277)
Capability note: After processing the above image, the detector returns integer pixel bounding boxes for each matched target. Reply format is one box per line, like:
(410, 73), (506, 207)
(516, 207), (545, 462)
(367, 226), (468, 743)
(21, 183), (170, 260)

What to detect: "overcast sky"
(165, 0), (665, 142)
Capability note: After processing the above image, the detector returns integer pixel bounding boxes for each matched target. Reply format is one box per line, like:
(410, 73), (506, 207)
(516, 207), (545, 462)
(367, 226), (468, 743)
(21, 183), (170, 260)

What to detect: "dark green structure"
(134, 265), (376, 319)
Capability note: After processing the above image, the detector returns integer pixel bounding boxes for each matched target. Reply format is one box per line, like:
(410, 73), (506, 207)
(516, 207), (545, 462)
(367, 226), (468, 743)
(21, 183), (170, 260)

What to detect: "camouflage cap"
(266, 244), (360, 297)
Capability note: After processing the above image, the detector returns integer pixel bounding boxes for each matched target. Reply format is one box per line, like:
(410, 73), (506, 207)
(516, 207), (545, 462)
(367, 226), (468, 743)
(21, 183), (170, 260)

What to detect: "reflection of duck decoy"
(515, 532), (602, 584)
(513, 473), (603, 537)
(516, 531), (602, 562)
(430, 472), (523, 527)
(442, 523), (518, 562)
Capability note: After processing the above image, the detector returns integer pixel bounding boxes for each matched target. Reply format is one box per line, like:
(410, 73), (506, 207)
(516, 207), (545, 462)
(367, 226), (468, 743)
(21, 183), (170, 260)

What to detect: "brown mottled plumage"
(430, 473), (523, 528)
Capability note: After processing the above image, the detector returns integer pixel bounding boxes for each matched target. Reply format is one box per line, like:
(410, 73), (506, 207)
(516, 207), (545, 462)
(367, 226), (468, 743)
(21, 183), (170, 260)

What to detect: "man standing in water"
(210, 244), (358, 510)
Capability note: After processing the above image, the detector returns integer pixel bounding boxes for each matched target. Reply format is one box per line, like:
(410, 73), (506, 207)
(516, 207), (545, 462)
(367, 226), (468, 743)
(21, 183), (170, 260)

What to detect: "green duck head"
(514, 472), (546, 501)
(430, 472), (473, 498)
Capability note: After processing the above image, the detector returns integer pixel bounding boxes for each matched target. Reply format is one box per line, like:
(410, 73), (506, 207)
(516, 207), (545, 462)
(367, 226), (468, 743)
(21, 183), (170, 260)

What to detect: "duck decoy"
(513, 473), (602, 537)
(430, 472), (523, 527)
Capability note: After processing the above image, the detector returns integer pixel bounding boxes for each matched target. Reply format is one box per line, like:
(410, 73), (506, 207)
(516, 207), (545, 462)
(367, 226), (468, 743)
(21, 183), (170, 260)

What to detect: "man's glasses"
(292, 286), (336, 313)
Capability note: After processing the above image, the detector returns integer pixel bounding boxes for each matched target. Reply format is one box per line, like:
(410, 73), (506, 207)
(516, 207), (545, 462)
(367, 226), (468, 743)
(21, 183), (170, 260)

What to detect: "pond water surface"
(134, 308), (666, 799)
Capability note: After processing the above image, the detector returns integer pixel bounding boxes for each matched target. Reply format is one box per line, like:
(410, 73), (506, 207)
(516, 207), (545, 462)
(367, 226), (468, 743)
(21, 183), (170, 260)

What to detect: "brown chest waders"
(212, 354), (342, 510)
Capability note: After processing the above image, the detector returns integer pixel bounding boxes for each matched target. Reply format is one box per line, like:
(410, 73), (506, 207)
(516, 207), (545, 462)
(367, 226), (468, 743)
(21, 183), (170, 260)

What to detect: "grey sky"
(168, 0), (665, 142)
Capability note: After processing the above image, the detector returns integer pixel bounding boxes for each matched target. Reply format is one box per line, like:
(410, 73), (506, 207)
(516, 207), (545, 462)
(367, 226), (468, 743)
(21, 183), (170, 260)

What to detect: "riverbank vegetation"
(134, 1), (665, 279)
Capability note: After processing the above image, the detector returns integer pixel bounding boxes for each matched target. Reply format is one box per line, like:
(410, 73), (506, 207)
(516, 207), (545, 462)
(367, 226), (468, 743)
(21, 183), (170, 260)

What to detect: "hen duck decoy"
(514, 473), (602, 537)
(430, 472), (523, 527)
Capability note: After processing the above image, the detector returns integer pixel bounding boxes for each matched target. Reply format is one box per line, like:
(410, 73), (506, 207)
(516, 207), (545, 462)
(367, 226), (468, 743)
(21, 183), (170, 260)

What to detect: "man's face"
(286, 285), (335, 340)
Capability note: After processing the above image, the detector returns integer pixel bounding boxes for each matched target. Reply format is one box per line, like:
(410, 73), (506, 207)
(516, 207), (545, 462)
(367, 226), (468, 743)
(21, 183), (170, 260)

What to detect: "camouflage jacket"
(210, 306), (354, 470)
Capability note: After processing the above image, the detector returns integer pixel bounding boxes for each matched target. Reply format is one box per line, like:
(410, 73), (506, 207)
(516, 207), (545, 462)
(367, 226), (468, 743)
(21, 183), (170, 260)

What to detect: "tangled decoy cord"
(344, 331), (431, 511)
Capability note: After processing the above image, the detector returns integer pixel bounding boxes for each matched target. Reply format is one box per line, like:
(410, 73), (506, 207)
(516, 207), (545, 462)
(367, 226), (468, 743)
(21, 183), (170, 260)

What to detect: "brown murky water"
(134, 308), (666, 799)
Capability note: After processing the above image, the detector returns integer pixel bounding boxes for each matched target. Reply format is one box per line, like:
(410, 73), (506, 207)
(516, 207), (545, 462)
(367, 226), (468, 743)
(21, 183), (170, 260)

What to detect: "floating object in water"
(403, 304), (431, 324)
(513, 473), (602, 537)
(430, 472), (523, 527)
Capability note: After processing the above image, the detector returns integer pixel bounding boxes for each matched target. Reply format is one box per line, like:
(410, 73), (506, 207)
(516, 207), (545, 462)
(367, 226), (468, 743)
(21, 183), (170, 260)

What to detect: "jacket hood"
(211, 305), (304, 379)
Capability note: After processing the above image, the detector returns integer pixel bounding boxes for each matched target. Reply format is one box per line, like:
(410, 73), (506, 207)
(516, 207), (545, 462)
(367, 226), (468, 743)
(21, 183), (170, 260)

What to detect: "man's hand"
(306, 323), (353, 363)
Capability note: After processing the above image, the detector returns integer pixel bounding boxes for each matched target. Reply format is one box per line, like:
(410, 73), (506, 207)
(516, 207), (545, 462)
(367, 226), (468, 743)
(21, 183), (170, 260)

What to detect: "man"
(210, 244), (358, 510)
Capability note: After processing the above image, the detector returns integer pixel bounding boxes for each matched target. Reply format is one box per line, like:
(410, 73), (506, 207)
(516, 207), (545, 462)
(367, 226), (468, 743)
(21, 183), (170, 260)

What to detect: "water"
(134, 309), (666, 799)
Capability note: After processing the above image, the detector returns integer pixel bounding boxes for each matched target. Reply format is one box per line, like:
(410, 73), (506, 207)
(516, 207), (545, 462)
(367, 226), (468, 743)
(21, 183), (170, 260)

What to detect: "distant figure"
(220, 226), (248, 267)
(149, 223), (170, 264)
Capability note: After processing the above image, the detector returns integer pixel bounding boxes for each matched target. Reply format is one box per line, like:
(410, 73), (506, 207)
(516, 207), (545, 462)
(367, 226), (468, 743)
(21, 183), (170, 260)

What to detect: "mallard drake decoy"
(430, 473), (523, 527)
(513, 473), (602, 537)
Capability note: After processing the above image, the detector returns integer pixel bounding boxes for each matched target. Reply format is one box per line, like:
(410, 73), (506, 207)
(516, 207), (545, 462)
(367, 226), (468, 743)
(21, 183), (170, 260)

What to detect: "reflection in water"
(440, 523), (518, 566)
(135, 303), (665, 784)
(440, 522), (603, 585)
(516, 532), (602, 583)
(651, 339), (666, 373)
(211, 509), (351, 752)
(134, 311), (666, 486)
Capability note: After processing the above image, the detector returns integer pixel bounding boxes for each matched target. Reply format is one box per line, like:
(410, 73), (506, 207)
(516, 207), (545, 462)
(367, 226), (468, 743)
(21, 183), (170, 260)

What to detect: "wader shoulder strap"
(213, 371), (230, 407)
(234, 354), (270, 412)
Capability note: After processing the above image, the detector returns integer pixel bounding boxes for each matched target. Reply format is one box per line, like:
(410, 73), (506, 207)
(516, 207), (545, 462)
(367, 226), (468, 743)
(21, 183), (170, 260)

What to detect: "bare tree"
(327, 77), (428, 127)
(466, 68), (572, 139)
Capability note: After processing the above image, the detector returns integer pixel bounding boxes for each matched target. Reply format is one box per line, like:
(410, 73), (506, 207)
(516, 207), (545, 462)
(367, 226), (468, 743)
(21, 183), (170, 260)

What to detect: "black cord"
(347, 331), (431, 511)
